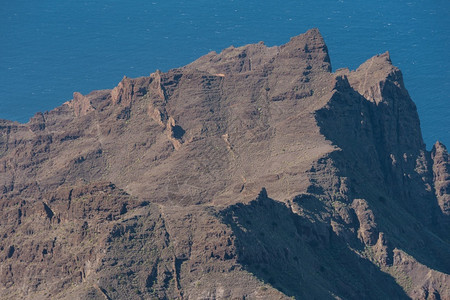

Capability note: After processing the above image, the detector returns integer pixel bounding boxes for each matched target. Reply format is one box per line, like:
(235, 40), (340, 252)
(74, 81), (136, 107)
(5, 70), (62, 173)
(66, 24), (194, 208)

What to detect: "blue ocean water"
(1, 0), (449, 148)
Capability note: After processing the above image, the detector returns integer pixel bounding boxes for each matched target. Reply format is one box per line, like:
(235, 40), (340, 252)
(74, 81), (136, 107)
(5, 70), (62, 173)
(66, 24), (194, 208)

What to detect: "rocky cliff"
(0, 29), (448, 299)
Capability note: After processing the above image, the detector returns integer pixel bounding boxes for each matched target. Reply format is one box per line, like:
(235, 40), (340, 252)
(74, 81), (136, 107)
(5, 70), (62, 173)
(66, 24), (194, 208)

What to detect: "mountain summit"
(0, 29), (448, 299)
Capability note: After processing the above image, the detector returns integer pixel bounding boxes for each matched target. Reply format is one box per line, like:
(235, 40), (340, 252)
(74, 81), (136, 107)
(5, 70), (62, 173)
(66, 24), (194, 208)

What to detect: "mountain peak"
(279, 28), (331, 72)
(0, 29), (448, 300)
(287, 27), (325, 45)
(432, 140), (447, 153)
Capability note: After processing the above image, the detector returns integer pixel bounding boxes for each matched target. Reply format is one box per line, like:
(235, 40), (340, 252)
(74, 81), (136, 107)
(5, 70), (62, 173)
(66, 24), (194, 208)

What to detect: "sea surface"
(1, 0), (449, 148)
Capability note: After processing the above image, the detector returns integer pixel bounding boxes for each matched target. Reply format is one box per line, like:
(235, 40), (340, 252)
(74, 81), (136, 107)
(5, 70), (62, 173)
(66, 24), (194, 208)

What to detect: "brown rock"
(0, 28), (448, 300)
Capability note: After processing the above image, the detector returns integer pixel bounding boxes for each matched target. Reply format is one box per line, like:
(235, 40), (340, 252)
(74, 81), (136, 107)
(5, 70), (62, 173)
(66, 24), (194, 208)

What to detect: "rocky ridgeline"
(0, 29), (448, 299)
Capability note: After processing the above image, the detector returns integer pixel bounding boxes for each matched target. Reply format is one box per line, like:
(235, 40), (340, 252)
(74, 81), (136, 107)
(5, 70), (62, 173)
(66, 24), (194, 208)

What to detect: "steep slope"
(0, 29), (448, 299)
(432, 141), (450, 220)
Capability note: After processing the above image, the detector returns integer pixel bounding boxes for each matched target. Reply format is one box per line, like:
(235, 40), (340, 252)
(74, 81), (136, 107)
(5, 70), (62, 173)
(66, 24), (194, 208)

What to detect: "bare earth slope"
(0, 29), (449, 299)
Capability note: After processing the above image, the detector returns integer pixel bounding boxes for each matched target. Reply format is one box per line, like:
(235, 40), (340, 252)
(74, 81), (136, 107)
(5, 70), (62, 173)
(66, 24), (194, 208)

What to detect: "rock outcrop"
(432, 142), (450, 219)
(0, 29), (448, 299)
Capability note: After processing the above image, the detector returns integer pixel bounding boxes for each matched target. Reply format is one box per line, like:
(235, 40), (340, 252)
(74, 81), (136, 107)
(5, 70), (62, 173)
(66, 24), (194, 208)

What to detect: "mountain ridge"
(0, 28), (448, 299)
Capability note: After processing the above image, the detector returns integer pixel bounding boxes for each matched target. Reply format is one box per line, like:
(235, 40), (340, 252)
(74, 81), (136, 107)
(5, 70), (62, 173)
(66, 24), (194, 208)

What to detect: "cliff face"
(0, 29), (448, 300)
(432, 142), (450, 218)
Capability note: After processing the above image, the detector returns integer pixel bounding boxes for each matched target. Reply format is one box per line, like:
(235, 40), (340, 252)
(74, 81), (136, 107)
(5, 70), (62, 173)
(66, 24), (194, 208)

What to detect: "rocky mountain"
(0, 28), (449, 299)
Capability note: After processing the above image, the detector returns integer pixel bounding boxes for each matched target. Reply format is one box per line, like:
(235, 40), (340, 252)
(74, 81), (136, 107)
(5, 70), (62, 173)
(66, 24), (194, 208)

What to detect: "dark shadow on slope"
(315, 77), (450, 274)
(327, 150), (450, 274)
(220, 189), (409, 299)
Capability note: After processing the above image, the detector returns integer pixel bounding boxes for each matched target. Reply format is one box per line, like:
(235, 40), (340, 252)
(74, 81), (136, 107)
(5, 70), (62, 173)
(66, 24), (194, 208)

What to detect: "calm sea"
(1, 0), (449, 148)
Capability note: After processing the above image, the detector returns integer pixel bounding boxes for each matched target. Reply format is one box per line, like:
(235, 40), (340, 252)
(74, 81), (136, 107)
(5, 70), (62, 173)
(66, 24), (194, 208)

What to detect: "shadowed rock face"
(432, 142), (450, 217)
(0, 29), (448, 299)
